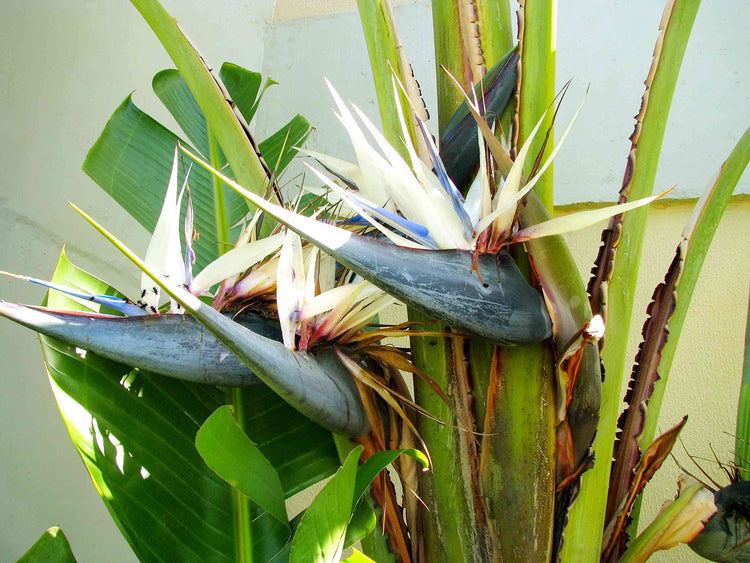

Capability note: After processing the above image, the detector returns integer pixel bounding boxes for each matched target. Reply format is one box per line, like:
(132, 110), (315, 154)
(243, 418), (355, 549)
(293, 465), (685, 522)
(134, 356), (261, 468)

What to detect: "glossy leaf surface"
(40, 249), (339, 561)
(196, 405), (289, 528)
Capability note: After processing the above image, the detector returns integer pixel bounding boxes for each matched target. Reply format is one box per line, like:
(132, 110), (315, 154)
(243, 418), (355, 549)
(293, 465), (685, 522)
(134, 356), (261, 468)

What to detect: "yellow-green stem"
(517, 0), (556, 212)
(560, 2), (700, 559)
(229, 387), (253, 563)
(208, 127), (229, 255)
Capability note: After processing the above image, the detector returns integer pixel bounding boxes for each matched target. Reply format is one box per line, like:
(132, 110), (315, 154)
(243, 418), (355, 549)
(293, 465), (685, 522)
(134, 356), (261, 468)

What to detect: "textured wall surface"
(0, 1), (747, 561)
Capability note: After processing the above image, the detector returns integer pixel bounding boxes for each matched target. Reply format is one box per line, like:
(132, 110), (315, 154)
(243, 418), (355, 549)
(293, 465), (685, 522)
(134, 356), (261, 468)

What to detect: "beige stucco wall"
(0, 1), (747, 561)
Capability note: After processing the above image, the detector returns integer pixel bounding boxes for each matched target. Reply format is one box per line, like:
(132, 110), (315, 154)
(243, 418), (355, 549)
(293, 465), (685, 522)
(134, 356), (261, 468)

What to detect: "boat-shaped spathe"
(182, 147), (552, 346)
(0, 300), (370, 436)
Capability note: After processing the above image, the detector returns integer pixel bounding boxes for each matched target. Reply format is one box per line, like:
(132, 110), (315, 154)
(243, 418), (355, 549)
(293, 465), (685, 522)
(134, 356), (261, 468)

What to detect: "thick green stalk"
(430, 2), (557, 559)
(631, 126), (750, 524)
(517, 0), (556, 211)
(432, 0), (513, 131)
(737, 287), (750, 480)
(560, 2), (700, 560)
(130, 0), (270, 204)
(356, 0), (415, 159)
(478, 342), (557, 561)
(208, 127), (229, 254)
(411, 317), (490, 560)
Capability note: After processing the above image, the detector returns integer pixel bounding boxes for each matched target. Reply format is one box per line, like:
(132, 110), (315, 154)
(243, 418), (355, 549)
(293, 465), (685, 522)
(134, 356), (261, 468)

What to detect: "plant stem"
(517, 0), (556, 212)
(560, 1), (700, 559)
(208, 126), (229, 256)
(228, 387), (253, 563)
(737, 287), (750, 480)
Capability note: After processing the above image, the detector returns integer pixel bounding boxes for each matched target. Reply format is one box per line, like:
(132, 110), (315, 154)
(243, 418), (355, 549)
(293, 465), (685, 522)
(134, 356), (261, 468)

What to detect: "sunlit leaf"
(17, 527), (76, 563)
(35, 249), (339, 561)
(290, 447), (362, 563)
(196, 406), (289, 528)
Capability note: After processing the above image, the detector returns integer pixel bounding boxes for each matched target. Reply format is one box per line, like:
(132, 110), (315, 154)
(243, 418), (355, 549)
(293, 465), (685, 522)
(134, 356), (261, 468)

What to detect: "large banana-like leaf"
(83, 63), (310, 269)
(153, 64), (310, 176)
(40, 249), (339, 561)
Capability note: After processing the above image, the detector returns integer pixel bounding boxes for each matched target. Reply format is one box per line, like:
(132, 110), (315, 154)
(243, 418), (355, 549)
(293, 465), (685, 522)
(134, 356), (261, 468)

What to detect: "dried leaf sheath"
(587, 0), (679, 331)
(603, 417), (688, 561)
(606, 239), (685, 546)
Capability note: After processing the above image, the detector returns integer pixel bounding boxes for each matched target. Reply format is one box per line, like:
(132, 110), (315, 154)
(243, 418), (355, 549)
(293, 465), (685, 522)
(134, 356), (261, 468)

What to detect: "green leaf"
(153, 68), (217, 159)
(628, 124), (750, 527)
(130, 0), (271, 202)
(343, 499), (377, 550)
(196, 405), (289, 528)
(644, 127), (750, 448)
(151, 64), (253, 254)
(219, 63), (269, 125)
(152, 63), (298, 171)
(17, 527), (76, 563)
(258, 114), (312, 175)
(85, 68), (310, 265)
(737, 288), (750, 480)
(345, 449), (428, 554)
(562, 2), (702, 559)
(42, 249), (339, 561)
(290, 447), (362, 563)
(82, 95), (241, 270)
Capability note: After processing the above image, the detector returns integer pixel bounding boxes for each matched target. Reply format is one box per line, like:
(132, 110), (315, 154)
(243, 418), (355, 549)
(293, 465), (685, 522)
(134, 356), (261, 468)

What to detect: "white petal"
(190, 233), (284, 294)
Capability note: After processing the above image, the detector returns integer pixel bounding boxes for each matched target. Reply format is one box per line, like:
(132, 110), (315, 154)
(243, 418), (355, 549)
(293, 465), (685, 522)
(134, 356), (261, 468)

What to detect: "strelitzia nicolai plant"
(4, 0), (750, 561)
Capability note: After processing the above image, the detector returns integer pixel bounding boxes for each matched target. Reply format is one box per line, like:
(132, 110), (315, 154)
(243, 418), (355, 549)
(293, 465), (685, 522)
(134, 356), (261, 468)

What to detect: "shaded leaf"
(218, 63), (268, 124)
(153, 68), (217, 159)
(196, 405), (289, 528)
(342, 499), (377, 551)
(82, 95), (243, 270)
(259, 114), (312, 174)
